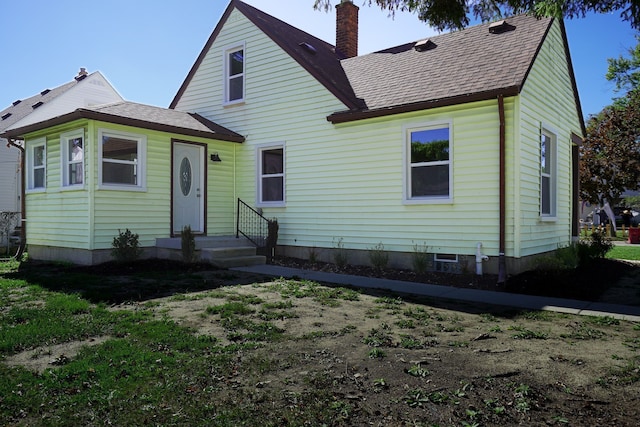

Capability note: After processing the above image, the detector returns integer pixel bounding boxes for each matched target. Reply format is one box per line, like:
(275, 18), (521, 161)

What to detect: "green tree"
(314, 0), (639, 31)
(606, 34), (640, 93)
(580, 35), (640, 207)
(580, 88), (640, 207)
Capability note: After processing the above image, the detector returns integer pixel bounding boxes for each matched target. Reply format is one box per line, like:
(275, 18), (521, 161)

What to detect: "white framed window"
(404, 121), (452, 203)
(98, 129), (146, 191)
(61, 129), (84, 188)
(26, 137), (46, 191)
(257, 144), (285, 207)
(224, 44), (245, 104)
(434, 253), (458, 263)
(540, 127), (557, 218)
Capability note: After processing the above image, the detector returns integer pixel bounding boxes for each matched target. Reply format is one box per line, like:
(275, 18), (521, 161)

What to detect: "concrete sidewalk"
(232, 264), (640, 322)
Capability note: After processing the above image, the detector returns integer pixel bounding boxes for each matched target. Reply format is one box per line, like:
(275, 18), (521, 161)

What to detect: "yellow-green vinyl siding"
(515, 19), (582, 257)
(24, 120), (238, 252)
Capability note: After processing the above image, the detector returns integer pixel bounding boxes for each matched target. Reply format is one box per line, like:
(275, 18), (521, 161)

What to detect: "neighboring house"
(1, 0), (584, 277)
(0, 69), (123, 249)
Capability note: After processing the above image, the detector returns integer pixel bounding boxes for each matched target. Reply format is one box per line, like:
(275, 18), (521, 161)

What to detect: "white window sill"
(98, 184), (147, 192)
(257, 202), (285, 208)
(403, 197), (453, 205)
(26, 188), (46, 194)
(540, 216), (557, 222)
(61, 185), (85, 191)
(223, 100), (245, 108)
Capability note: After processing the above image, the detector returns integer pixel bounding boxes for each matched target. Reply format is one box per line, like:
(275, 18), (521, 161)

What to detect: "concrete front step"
(200, 246), (266, 268)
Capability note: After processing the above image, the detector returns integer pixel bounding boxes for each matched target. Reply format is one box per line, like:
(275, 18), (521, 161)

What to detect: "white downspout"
(476, 242), (489, 275)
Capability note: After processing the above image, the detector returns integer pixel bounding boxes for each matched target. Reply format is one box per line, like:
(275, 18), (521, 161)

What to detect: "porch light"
(210, 153), (221, 162)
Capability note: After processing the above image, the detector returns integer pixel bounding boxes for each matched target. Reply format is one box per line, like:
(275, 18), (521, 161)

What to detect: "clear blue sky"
(1, 0), (636, 120)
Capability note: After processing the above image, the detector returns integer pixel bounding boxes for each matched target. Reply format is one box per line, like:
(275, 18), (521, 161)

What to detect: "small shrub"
(181, 225), (197, 263)
(578, 231), (613, 264)
(333, 237), (348, 268)
(111, 228), (143, 262)
(411, 242), (430, 274)
(368, 242), (389, 270)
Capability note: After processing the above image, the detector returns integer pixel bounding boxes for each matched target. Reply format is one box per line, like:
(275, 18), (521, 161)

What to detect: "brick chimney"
(335, 0), (358, 58)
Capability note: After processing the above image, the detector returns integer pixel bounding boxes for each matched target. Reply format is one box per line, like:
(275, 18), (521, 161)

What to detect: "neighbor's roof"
(1, 101), (245, 143)
(0, 78), (80, 133)
(171, 1), (583, 131)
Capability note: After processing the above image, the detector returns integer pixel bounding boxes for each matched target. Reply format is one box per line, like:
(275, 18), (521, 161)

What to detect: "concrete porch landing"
(155, 236), (266, 268)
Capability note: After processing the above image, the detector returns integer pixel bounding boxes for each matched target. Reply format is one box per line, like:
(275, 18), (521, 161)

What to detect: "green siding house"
(1, 0), (584, 277)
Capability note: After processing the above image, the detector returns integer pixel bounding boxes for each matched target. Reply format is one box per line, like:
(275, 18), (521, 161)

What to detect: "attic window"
(414, 39), (437, 52)
(12, 100), (21, 106)
(40, 89), (51, 96)
(1, 113), (11, 120)
(299, 42), (317, 54)
(489, 20), (515, 34)
(32, 101), (44, 109)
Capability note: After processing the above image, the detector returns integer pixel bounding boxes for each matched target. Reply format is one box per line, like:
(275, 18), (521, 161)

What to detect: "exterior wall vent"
(489, 20), (515, 34)
(32, 101), (44, 109)
(414, 39), (437, 52)
(1, 112), (11, 120)
(299, 42), (317, 54)
(40, 89), (51, 96)
(12, 100), (21, 106)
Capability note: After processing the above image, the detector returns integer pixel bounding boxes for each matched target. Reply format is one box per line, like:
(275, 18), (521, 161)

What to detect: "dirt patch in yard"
(3, 259), (640, 425)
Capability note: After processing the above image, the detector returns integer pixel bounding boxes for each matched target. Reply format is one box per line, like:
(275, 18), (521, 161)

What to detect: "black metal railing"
(236, 198), (270, 248)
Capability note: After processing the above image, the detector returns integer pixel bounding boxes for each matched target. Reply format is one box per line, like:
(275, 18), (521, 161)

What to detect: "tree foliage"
(314, 0), (639, 31)
(579, 88), (640, 206)
(606, 34), (640, 93)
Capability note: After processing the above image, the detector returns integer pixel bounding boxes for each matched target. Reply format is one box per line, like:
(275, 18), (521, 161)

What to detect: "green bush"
(111, 229), (143, 262)
(368, 242), (389, 270)
(411, 242), (430, 274)
(333, 237), (348, 268)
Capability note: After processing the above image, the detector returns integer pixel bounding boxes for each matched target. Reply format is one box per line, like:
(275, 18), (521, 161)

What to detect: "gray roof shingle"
(340, 14), (552, 112)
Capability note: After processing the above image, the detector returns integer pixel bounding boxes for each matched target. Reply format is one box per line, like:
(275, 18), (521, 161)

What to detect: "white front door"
(173, 142), (204, 234)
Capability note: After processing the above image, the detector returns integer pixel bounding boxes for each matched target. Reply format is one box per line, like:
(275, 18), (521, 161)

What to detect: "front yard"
(1, 259), (639, 426)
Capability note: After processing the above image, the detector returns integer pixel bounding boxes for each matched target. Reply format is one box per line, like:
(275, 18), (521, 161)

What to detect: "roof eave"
(1, 109), (245, 143)
(326, 87), (521, 124)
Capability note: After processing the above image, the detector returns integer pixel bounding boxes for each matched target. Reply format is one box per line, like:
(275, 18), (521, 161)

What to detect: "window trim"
(60, 128), (85, 189)
(256, 143), (285, 208)
(97, 128), (147, 191)
(540, 125), (557, 220)
(223, 43), (245, 105)
(26, 137), (46, 193)
(403, 120), (453, 204)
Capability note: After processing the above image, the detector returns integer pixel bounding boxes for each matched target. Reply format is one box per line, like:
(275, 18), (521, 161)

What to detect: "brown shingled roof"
(1, 101), (244, 143)
(170, 2), (583, 131)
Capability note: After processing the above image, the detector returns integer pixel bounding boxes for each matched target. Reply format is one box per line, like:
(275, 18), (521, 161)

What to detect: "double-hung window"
(404, 122), (452, 202)
(98, 129), (146, 190)
(224, 45), (245, 104)
(61, 129), (84, 187)
(540, 127), (557, 217)
(27, 138), (46, 191)
(258, 144), (285, 206)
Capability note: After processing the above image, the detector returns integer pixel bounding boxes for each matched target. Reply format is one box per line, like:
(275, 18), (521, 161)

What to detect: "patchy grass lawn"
(1, 260), (639, 426)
